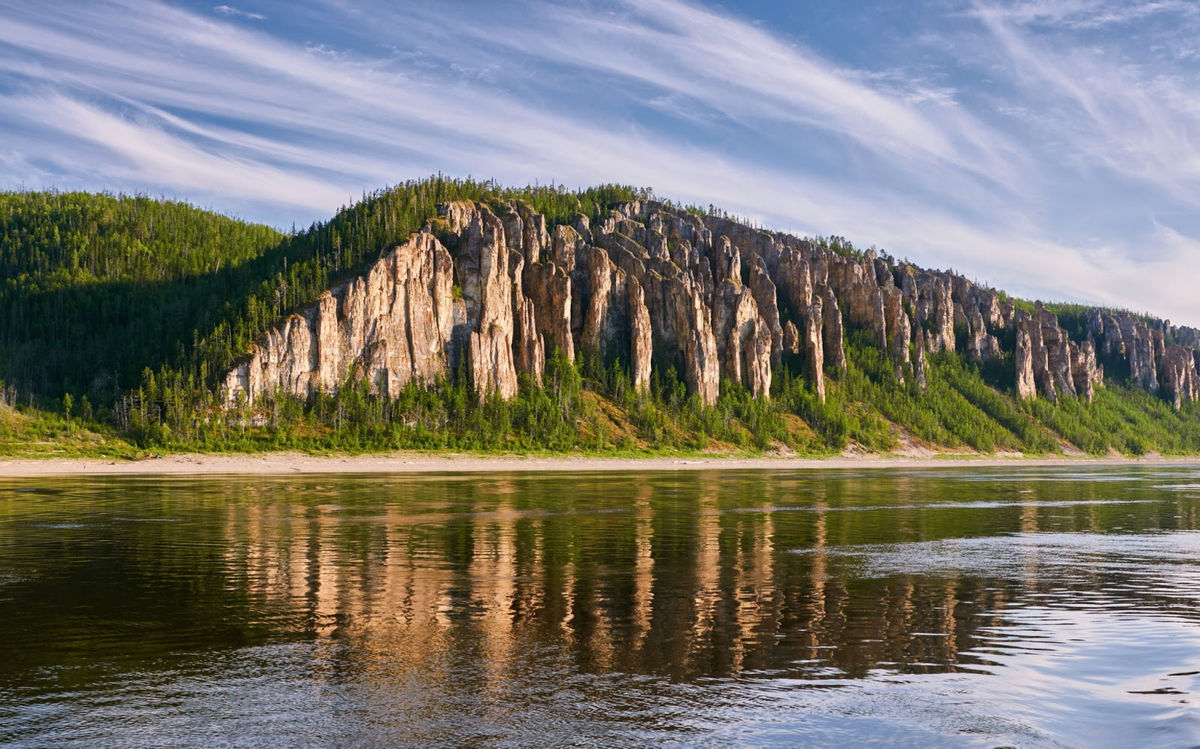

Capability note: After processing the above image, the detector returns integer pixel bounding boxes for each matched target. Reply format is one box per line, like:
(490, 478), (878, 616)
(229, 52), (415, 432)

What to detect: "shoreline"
(2, 451), (1199, 477)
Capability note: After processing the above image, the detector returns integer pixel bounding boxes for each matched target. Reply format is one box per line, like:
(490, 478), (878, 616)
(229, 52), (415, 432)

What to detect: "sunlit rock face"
(223, 199), (1200, 410)
(222, 230), (458, 403)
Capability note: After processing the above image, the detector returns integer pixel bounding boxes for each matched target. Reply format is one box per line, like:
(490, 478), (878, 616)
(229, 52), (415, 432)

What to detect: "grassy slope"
(0, 404), (136, 459)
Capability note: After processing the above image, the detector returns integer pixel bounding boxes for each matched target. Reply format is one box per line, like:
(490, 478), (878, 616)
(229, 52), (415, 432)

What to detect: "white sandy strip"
(0, 452), (1197, 476)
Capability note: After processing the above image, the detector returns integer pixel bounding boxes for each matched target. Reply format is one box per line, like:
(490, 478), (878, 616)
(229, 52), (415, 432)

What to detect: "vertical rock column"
(441, 202), (520, 400)
(1162, 345), (1200, 409)
(628, 277), (653, 393)
(821, 285), (846, 372)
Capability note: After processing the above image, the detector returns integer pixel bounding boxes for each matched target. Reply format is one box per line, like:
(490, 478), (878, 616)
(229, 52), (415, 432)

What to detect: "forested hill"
(1, 192), (277, 404)
(1, 177), (1199, 459)
(0, 181), (639, 408)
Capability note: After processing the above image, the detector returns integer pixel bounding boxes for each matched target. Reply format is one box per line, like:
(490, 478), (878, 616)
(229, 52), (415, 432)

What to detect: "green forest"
(2, 178), (1199, 459)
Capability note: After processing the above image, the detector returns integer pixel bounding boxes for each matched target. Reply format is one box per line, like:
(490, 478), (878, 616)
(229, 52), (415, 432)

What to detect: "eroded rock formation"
(224, 198), (1200, 411)
(222, 231), (458, 402)
(1162, 345), (1200, 409)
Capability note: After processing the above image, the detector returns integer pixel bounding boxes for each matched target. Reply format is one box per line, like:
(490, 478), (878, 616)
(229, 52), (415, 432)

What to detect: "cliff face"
(222, 231), (459, 403)
(223, 199), (1200, 410)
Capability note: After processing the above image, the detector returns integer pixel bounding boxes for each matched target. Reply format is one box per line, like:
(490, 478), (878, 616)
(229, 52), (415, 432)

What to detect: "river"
(2, 466), (1199, 746)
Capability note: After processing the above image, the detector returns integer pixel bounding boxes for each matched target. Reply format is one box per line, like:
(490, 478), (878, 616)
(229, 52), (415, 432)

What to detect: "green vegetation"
(1, 179), (1198, 460)
(92, 332), (1200, 458)
(809, 235), (870, 260)
(0, 179), (646, 411)
(1, 192), (281, 407)
(114, 350), (825, 456)
(0, 402), (135, 459)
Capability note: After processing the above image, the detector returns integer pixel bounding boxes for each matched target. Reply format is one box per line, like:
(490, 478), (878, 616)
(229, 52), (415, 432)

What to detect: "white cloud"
(420, 0), (1025, 201)
(976, 0), (1197, 29)
(974, 5), (1200, 209)
(214, 4), (266, 21)
(0, 0), (1196, 324)
(2, 93), (353, 212)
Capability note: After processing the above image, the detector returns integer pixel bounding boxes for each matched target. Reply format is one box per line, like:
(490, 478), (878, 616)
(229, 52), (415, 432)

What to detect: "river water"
(2, 466), (1200, 746)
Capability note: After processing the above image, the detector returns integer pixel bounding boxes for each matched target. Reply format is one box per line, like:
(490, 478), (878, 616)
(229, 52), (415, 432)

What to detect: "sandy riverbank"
(1, 451), (1199, 477)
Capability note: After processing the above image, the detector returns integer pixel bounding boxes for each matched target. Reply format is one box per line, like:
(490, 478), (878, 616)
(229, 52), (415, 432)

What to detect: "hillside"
(0, 192), (282, 402)
(1, 178), (1198, 458)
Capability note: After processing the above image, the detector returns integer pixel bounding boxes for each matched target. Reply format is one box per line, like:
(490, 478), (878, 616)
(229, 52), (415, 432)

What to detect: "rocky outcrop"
(628, 278), (653, 392)
(1162, 345), (1200, 409)
(749, 256), (783, 366)
(683, 287), (721, 405)
(951, 277), (1011, 329)
(574, 244), (620, 359)
(511, 289), (545, 387)
(899, 267), (955, 354)
(224, 196), (1200, 413)
(223, 231), (459, 403)
(804, 297), (826, 401)
(1010, 304), (1200, 407)
(1015, 326), (1036, 400)
(912, 328), (928, 388)
(966, 309), (999, 362)
(445, 202), (521, 399)
(524, 260), (573, 362)
(1015, 311), (1053, 400)
(833, 255), (887, 349)
(1038, 306), (1076, 400)
(1122, 316), (1159, 394)
(883, 285), (911, 382)
(1175, 325), (1200, 350)
(1083, 309), (1200, 407)
(1014, 304), (1083, 402)
(782, 320), (800, 356)
(821, 285), (846, 371)
(1069, 339), (1102, 402)
(712, 278), (772, 397)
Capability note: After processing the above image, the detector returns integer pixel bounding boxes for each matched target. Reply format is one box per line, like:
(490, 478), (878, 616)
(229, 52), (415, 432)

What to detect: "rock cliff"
(224, 199), (1200, 411)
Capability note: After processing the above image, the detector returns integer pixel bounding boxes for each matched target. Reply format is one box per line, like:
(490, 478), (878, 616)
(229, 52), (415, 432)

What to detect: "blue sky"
(2, 1), (1199, 324)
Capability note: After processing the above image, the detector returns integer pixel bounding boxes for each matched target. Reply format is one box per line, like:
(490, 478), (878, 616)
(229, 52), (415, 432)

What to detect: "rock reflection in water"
(0, 467), (1199, 745)
(221, 475), (1003, 682)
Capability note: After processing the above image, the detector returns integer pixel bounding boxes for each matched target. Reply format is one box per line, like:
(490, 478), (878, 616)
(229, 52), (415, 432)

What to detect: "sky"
(2, 0), (1199, 325)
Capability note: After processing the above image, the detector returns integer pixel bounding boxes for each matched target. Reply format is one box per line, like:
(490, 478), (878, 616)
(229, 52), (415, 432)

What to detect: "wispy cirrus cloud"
(350, 0), (1027, 215)
(214, 4), (266, 21)
(0, 0), (1198, 323)
(974, 0), (1198, 28)
(973, 3), (1200, 213)
(3, 93), (351, 212)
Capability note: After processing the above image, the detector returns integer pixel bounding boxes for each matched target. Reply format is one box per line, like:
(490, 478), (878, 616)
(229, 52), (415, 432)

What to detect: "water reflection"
(2, 467), (1200, 745)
